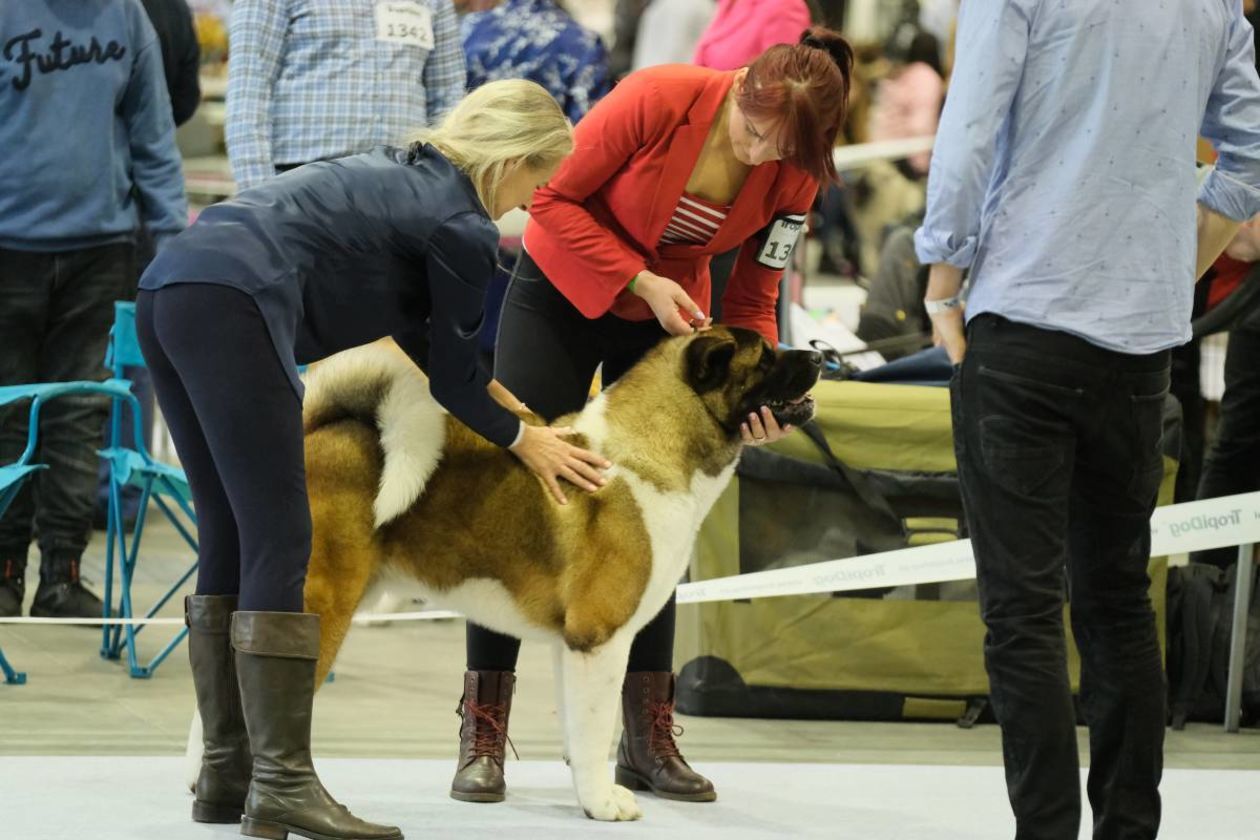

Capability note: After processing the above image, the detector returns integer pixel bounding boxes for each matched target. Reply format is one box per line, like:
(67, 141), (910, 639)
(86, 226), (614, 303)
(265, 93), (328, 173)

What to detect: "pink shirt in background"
(867, 62), (944, 175)
(692, 0), (812, 70)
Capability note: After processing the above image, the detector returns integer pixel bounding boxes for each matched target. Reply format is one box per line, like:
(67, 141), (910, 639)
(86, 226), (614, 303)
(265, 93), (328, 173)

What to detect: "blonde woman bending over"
(137, 80), (601, 840)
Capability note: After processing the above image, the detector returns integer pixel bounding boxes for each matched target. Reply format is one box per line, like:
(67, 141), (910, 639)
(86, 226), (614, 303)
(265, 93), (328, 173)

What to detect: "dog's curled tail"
(302, 345), (446, 528)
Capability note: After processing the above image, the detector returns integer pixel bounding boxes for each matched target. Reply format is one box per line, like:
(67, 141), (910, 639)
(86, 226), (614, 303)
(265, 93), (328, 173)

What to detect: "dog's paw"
(582, 785), (642, 822)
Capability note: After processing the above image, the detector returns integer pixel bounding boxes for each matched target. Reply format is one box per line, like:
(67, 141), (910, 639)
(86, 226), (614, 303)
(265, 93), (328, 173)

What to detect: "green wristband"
(627, 276), (638, 293)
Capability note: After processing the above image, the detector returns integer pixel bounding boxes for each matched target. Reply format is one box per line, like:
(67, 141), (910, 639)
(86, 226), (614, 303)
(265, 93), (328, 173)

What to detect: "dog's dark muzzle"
(757, 350), (822, 428)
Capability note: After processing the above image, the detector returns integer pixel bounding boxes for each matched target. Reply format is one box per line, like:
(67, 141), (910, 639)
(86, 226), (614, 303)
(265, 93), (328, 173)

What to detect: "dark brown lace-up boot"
(615, 671), (716, 802)
(449, 670), (517, 803)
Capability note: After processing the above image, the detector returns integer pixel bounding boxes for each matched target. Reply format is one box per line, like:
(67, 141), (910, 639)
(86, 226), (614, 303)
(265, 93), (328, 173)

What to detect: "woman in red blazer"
(452, 28), (854, 805)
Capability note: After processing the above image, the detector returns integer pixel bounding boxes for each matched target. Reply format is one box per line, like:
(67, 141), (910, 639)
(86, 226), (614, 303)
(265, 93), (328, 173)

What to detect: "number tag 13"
(376, 1), (434, 49)
(755, 213), (806, 270)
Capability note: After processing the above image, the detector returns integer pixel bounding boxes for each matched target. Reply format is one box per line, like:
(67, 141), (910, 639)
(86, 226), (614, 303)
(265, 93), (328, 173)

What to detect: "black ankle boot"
(0, 557), (25, 618)
(31, 554), (103, 620)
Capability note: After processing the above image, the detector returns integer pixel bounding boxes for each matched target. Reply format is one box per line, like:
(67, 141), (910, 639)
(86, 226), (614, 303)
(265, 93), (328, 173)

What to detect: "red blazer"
(524, 65), (819, 344)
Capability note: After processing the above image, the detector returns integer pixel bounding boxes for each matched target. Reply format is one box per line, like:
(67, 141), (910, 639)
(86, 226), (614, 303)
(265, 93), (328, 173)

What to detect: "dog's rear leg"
(184, 711), (204, 792)
(303, 541), (378, 685)
(560, 636), (642, 822)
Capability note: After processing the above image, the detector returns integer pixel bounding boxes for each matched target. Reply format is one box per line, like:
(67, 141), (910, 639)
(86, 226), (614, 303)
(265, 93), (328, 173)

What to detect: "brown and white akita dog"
(188, 326), (821, 822)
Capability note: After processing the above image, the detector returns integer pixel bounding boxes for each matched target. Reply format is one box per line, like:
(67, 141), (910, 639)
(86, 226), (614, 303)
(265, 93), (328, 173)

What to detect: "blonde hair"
(408, 80), (574, 214)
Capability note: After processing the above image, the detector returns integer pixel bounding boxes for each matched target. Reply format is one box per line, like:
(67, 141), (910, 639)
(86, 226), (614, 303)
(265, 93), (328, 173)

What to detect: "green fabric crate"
(677, 379), (1177, 722)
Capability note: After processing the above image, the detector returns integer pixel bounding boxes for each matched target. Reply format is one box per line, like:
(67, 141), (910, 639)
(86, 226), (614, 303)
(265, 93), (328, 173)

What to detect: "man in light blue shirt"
(915, 3), (1260, 839)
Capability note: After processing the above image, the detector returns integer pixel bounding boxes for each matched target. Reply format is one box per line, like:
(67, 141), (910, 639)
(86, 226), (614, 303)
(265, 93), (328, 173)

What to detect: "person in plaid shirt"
(226, 0), (467, 190)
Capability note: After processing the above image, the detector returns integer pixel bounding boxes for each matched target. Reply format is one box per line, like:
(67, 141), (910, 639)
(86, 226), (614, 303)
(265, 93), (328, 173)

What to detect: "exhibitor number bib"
(376, 1), (434, 50)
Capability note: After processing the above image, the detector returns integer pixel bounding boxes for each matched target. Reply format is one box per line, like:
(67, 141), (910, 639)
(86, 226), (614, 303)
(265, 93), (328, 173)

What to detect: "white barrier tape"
(0, 610), (461, 626)
(1148, 492), (1260, 555)
(1, 494), (1257, 627)
(676, 537), (974, 605)
(676, 491), (1260, 605)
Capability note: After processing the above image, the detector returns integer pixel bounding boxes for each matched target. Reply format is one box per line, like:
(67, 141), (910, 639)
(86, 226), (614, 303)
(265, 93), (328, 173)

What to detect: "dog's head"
(683, 326), (822, 436)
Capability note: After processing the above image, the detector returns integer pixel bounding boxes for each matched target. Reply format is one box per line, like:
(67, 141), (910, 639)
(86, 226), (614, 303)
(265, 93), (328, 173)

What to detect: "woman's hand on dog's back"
(510, 425), (611, 505)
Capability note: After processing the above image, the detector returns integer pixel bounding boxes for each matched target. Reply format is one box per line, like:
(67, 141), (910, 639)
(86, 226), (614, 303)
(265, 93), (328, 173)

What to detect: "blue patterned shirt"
(916, 0), (1260, 354)
(461, 0), (611, 124)
(226, 0), (466, 190)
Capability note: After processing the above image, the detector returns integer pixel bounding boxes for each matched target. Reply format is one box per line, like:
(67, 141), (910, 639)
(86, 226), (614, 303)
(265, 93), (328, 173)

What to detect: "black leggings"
(466, 253), (676, 673)
(136, 285), (310, 613)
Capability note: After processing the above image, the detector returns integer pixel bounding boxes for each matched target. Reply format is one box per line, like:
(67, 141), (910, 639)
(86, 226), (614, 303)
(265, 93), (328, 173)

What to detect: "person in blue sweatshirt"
(141, 80), (606, 840)
(0, 0), (187, 620)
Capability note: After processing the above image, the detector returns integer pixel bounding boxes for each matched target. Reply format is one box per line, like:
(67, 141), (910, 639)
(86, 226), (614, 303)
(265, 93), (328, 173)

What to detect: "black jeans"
(952, 315), (1168, 840)
(0, 243), (136, 574)
(465, 252), (678, 673)
(137, 285), (310, 613)
(1193, 309), (1260, 568)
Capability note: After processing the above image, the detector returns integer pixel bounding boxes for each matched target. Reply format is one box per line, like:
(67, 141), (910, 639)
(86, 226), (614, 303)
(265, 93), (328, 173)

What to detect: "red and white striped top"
(658, 192), (730, 247)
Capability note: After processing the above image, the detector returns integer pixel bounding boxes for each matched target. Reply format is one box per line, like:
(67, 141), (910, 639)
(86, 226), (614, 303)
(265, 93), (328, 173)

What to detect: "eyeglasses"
(738, 105), (795, 161)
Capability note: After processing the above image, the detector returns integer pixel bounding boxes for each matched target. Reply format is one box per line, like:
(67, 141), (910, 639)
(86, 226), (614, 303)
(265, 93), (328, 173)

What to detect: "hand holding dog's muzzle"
(741, 405), (792, 446)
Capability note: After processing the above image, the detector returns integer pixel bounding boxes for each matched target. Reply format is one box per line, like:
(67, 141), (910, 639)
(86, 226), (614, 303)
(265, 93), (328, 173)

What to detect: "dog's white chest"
(618, 465), (735, 630)
(574, 392), (737, 633)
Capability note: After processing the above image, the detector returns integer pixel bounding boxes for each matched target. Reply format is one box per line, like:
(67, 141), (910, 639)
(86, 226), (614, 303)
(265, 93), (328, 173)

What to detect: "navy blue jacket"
(140, 144), (521, 448)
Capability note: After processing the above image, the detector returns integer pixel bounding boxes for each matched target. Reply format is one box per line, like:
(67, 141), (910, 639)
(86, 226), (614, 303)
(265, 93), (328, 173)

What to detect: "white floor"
(0, 758), (1253, 840)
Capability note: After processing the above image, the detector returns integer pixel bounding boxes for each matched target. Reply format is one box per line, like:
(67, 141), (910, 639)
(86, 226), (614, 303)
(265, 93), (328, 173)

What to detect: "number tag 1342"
(376, 1), (434, 50)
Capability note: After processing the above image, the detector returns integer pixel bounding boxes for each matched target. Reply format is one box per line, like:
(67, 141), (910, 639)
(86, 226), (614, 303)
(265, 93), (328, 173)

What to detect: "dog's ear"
(685, 335), (737, 393)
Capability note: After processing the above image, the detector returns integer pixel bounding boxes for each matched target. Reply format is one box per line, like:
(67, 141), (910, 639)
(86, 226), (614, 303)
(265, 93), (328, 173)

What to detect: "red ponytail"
(739, 27), (854, 183)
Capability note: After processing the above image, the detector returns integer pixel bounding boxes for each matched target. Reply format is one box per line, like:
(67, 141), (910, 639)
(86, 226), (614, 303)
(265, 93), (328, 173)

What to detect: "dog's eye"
(759, 347), (775, 371)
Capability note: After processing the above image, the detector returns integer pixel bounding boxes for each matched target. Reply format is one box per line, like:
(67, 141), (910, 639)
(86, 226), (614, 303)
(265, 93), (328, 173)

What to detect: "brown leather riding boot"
(615, 671), (716, 802)
(186, 595), (252, 823)
(232, 611), (402, 840)
(449, 670), (516, 803)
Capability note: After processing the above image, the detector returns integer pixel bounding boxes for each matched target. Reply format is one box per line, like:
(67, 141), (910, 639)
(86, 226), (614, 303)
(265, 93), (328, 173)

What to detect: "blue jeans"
(0, 242), (136, 573)
(951, 314), (1168, 840)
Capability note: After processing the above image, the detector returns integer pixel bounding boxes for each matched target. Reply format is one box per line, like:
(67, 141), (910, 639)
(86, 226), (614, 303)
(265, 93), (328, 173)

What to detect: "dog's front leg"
(560, 636), (642, 821)
(552, 643), (571, 765)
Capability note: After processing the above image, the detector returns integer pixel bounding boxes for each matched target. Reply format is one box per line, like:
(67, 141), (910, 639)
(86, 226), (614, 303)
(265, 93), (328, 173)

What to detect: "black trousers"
(1193, 309), (1260, 568)
(465, 253), (677, 673)
(137, 285), (309, 613)
(0, 243), (136, 574)
(952, 315), (1168, 840)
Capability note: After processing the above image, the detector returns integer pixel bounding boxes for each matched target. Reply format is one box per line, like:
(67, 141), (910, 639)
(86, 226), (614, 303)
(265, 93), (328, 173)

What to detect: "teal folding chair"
(0, 378), (146, 684)
(0, 647), (23, 685)
(0, 379), (41, 685)
(99, 301), (199, 678)
(0, 405), (37, 683)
